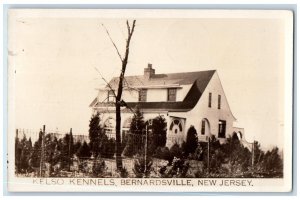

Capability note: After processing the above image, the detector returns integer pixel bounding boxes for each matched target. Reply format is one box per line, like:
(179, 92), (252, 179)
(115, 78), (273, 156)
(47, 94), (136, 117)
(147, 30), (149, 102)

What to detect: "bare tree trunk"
(115, 103), (122, 169)
(101, 20), (136, 170)
(114, 20), (136, 170)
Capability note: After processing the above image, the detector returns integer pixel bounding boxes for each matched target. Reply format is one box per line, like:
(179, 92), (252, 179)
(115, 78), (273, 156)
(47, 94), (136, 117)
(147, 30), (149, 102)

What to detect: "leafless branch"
(132, 76), (145, 88)
(126, 20), (131, 37)
(123, 77), (139, 91)
(94, 67), (117, 98)
(101, 23), (123, 62)
(120, 100), (137, 117)
(117, 20), (136, 95)
(94, 67), (138, 115)
(125, 20), (136, 52)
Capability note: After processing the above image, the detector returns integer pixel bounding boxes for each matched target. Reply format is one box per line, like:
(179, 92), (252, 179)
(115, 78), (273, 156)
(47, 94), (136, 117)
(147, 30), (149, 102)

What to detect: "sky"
(8, 10), (292, 150)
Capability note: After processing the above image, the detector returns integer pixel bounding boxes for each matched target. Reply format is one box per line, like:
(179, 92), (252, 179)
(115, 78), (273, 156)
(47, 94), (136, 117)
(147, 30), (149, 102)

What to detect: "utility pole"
(39, 125), (45, 177)
(229, 136), (232, 173)
(207, 136), (210, 174)
(144, 125), (148, 175)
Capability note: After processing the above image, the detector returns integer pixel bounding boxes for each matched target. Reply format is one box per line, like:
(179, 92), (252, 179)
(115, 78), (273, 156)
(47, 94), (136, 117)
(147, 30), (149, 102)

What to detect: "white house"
(90, 64), (244, 148)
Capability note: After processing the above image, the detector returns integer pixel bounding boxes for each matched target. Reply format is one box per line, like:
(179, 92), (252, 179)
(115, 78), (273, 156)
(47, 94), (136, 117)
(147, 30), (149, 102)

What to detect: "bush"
(192, 143), (204, 160)
(76, 141), (91, 159)
(122, 134), (143, 157)
(153, 147), (172, 163)
(170, 143), (183, 159)
(159, 157), (190, 178)
(78, 161), (89, 174)
(92, 156), (106, 177)
(184, 126), (198, 155)
(194, 170), (207, 178)
(262, 147), (283, 175)
(133, 156), (153, 178)
(101, 138), (115, 158)
(119, 167), (129, 178)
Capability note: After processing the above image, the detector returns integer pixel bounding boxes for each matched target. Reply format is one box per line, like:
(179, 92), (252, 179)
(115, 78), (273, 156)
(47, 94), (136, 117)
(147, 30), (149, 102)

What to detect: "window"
(169, 119), (183, 133)
(218, 95), (221, 109)
(167, 88), (177, 102)
(208, 93), (212, 107)
(201, 120), (205, 135)
(108, 90), (115, 102)
(218, 120), (226, 138)
(104, 117), (116, 139)
(139, 89), (147, 102)
(122, 117), (132, 141)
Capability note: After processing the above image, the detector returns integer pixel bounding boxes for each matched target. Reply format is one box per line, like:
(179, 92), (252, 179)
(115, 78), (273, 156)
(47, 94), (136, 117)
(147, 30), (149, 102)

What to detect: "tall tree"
(61, 134), (72, 170)
(131, 106), (145, 154)
(102, 20), (136, 170)
(152, 115), (167, 147)
(122, 107), (145, 157)
(68, 128), (74, 170)
(252, 140), (265, 172)
(129, 106), (145, 135)
(15, 136), (21, 173)
(89, 112), (102, 156)
(18, 135), (31, 173)
(103, 138), (116, 159)
(69, 129), (74, 156)
(73, 141), (82, 155)
(30, 130), (43, 168)
(43, 134), (58, 174)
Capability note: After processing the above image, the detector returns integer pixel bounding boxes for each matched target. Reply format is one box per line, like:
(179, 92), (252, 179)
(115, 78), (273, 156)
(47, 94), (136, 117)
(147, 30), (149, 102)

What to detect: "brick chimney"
(144, 63), (155, 79)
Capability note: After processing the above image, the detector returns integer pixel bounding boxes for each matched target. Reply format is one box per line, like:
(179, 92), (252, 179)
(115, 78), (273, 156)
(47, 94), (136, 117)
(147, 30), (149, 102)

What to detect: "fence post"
(69, 128), (72, 171)
(39, 125), (45, 177)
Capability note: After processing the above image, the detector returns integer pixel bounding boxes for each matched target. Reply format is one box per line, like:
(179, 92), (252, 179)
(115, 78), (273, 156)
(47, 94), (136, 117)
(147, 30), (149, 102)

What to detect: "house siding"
(188, 72), (235, 143)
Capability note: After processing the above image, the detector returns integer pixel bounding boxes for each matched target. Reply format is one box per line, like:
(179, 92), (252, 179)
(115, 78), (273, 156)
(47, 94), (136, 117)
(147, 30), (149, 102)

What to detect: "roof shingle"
(107, 70), (216, 89)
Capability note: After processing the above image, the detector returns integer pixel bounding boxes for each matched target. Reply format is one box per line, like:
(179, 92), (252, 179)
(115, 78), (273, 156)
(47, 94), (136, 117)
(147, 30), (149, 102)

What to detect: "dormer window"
(167, 88), (176, 102)
(139, 89), (147, 102)
(107, 90), (115, 102)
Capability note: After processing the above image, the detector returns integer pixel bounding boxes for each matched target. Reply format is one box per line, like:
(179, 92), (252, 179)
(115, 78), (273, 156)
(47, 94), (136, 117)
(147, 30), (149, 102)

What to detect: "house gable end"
(195, 71), (236, 121)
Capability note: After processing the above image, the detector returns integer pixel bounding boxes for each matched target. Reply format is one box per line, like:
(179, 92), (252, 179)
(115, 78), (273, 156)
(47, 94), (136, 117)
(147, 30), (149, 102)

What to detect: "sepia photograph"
(7, 9), (293, 192)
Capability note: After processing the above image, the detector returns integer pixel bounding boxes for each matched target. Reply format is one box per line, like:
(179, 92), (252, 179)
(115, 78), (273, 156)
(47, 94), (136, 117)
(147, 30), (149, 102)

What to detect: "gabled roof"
(89, 97), (98, 107)
(91, 70), (216, 112)
(107, 70), (216, 89)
